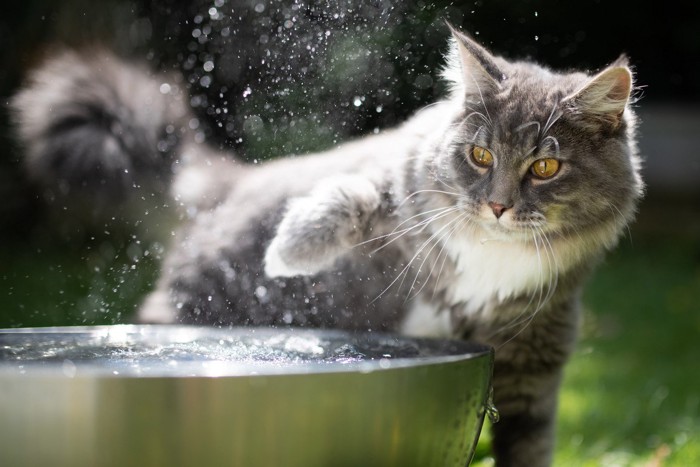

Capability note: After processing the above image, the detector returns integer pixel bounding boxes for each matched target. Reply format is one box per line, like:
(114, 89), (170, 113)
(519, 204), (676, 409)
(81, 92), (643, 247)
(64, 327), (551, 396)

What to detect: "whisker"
(430, 213), (471, 298)
(518, 228), (548, 326)
(531, 225), (558, 319)
(485, 228), (544, 341)
(541, 135), (560, 156)
(392, 205), (457, 231)
(398, 213), (466, 299)
(462, 111), (490, 128)
(515, 120), (541, 135)
(604, 200), (633, 243)
(525, 145), (539, 156)
(466, 76), (493, 127)
(542, 102), (562, 136)
(531, 226), (547, 315)
(494, 224), (560, 345)
(395, 189), (461, 210)
(364, 207), (459, 255)
(407, 212), (469, 301)
(371, 210), (463, 304)
(538, 226), (558, 304)
(435, 176), (459, 191)
(354, 206), (454, 247)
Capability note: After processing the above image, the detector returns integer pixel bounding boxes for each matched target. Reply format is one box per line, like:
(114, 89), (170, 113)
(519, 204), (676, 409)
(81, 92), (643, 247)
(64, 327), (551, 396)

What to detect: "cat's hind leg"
(264, 175), (382, 278)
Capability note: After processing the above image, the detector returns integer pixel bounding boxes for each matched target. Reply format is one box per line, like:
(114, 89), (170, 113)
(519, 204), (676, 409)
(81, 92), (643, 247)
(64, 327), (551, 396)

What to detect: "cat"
(12, 25), (643, 466)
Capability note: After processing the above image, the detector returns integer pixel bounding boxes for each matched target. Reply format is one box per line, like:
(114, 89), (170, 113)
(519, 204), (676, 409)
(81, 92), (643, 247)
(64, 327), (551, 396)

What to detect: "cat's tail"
(11, 49), (191, 208)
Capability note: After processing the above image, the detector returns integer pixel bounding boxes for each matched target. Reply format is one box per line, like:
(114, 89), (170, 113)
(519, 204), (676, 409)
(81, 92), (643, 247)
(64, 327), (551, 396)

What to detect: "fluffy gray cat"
(12, 26), (643, 466)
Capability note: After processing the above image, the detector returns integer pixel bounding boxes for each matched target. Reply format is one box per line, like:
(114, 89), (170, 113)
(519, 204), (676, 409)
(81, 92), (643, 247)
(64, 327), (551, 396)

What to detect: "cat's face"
(438, 30), (642, 244)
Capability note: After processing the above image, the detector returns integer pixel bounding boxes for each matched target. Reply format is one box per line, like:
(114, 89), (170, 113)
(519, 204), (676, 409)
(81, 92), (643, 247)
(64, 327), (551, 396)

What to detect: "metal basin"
(0, 325), (493, 467)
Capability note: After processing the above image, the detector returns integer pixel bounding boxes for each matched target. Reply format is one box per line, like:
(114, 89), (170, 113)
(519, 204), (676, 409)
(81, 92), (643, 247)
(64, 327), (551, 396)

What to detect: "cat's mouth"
(475, 209), (549, 241)
(474, 217), (521, 241)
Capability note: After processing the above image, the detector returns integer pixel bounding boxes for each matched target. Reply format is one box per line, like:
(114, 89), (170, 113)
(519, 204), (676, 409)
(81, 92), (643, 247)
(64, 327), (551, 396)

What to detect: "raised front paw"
(263, 233), (318, 278)
(264, 174), (382, 278)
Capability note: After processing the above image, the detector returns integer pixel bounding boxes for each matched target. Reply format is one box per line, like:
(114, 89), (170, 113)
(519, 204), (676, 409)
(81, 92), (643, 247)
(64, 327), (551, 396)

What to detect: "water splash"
(0, 326), (489, 378)
(486, 387), (500, 423)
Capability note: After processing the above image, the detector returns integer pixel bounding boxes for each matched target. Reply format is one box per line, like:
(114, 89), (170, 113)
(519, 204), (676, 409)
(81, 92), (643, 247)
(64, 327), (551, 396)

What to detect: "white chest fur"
(449, 231), (557, 305)
(401, 226), (566, 338)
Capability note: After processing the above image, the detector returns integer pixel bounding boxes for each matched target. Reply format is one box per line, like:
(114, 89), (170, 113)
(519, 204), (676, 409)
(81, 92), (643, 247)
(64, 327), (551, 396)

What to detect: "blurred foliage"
(1, 0), (698, 235)
(0, 239), (160, 327)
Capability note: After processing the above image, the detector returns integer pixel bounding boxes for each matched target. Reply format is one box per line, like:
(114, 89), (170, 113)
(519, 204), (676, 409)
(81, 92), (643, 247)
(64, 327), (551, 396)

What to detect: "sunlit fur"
(12, 27), (643, 467)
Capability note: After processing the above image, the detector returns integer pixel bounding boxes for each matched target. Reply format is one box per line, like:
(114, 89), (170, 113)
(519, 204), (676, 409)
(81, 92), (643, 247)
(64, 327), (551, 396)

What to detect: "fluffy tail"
(11, 49), (190, 206)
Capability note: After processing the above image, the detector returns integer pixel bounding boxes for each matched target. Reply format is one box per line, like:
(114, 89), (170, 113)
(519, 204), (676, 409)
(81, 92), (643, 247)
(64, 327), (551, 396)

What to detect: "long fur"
(12, 29), (643, 467)
(12, 50), (190, 203)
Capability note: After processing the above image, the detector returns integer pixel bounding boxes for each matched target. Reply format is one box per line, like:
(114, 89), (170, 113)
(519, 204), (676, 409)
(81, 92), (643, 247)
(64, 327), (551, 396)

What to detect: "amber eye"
(531, 158), (560, 179)
(471, 146), (494, 167)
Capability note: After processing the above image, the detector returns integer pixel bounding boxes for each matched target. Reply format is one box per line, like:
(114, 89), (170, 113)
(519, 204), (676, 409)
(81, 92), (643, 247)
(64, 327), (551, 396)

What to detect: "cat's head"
(437, 26), (643, 249)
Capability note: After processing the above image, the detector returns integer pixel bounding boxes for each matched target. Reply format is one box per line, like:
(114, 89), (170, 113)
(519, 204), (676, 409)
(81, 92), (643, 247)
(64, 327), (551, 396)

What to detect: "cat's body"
(12, 27), (643, 466)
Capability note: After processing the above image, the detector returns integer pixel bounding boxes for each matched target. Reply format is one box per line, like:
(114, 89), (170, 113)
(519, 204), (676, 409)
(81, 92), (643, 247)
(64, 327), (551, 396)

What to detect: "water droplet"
(353, 97), (362, 107)
(199, 75), (212, 88)
(535, 35), (539, 41)
(486, 388), (500, 423)
(254, 286), (268, 299)
(159, 83), (171, 94)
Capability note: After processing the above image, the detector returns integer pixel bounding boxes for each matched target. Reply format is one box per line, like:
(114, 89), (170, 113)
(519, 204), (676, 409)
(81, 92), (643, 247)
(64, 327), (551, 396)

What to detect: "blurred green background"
(1, 1), (698, 465)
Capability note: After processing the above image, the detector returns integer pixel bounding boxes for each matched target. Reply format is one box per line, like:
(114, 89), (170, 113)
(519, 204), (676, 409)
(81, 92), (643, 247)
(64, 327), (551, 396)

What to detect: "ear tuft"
(610, 54), (630, 68)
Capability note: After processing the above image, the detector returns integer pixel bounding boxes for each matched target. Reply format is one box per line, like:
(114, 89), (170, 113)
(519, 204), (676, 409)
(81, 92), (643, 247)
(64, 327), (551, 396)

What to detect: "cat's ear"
(563, 64), (633, 130)
(610, 54), (630, 68)
(443, 23), (505, 96)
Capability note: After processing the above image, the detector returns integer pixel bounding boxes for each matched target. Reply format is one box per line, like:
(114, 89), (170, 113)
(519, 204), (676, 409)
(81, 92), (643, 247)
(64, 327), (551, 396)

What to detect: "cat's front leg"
(264, 174), (383, 277)
(490, 365), (562, 467)
(488, 304), (578, 467)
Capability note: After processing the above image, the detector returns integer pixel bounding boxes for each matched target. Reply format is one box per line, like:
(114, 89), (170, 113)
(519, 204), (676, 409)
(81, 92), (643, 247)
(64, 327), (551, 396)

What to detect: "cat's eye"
(471, 146), (493, 167)
(530, 158), (560, 179)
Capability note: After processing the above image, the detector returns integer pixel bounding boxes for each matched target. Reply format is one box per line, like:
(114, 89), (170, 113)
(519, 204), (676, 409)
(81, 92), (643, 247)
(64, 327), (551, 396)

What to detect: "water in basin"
(0, 325), (482, 377)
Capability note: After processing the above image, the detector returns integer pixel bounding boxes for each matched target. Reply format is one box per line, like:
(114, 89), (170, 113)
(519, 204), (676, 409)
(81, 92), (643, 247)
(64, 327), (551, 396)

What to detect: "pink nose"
(488, 202), (508, 219)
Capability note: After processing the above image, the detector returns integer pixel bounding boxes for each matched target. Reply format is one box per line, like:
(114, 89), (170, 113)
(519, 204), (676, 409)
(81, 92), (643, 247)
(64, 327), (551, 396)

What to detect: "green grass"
(471, 233), (700, 466)
(555, 236), (700, 466)
(0, 235), (160, 327)
(1, 220), (698, 466)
